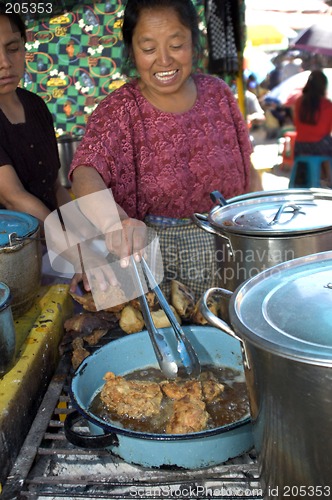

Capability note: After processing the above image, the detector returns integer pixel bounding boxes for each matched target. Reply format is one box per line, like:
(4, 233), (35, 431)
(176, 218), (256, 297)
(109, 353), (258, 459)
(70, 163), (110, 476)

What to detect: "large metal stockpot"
(200, 251), (332, 498)
(0, 210), (42, 318)
(192, 188), (332, 291)
(65, 325), (254, 469)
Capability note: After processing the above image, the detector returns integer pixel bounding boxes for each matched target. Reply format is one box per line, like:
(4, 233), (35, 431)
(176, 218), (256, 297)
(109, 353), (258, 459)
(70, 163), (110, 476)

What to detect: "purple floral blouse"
(70, 73), (252, 219)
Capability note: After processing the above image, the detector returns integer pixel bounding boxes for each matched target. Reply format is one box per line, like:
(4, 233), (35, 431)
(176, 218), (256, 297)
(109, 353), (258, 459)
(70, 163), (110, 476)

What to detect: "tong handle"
(130, 257), (178, 379)
(141, 257), (201, 378)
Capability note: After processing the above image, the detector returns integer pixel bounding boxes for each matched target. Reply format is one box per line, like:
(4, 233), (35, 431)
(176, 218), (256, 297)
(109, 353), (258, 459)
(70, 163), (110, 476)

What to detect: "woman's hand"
(105, 217), (148, 267)
(68, 242), (120, 293)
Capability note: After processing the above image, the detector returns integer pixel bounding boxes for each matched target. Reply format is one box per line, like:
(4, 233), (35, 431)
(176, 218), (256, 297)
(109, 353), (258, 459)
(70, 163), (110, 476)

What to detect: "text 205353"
(5, 2), (53, 15)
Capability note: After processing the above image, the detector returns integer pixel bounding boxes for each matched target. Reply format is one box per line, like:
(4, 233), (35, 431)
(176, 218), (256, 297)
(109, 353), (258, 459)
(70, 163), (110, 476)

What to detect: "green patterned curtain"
(22, 0), (207, 136)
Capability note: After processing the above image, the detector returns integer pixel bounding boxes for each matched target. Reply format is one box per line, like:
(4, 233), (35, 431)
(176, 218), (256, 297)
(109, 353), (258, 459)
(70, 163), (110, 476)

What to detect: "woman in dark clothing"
(0, 3), (71, 223)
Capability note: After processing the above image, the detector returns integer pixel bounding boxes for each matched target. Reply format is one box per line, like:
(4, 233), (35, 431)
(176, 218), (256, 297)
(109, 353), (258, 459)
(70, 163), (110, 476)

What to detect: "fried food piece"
(119, 305), (145, 334)
(70, 292), (96, 311)
(191, 294), (220, 325)
(71, 337), (90, 370)
(64, 311), (119, 336)
(171, 280), (195, 320)
(70, 287), (127, 313)
(150, 306), (182, 328)
(100, 372), (163, 419)
(166, 395), (209, 434)
(93, 286), (127, 312)
(160, 379), (203, 401)
(130, 292), (158, 311)
(83, 329), (108, 346)
(201, 379), (225, 403)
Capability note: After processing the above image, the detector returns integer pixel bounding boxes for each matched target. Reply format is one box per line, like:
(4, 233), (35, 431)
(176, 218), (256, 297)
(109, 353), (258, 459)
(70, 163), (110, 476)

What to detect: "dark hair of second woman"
(299, 70), (328, 125)
(122, 0), (200, 75)
(0, 2), (27, 42)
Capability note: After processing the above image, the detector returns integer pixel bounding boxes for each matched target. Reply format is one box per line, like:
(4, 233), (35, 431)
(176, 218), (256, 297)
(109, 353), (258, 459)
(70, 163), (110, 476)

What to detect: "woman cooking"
(69, 0), (261, 299)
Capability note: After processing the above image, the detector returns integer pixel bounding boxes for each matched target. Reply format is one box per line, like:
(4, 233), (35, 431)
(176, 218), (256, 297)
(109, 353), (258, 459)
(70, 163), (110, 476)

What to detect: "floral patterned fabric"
(70, 73), (252, 219)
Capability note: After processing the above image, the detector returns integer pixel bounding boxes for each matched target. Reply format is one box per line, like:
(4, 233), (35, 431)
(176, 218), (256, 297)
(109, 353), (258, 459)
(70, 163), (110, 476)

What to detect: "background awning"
(246, 23), (297, 51)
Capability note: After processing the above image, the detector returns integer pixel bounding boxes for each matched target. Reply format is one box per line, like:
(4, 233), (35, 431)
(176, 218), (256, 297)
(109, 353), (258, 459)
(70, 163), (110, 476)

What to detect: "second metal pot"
(200, 251), (332, 498)
(192, 188), (332, 291)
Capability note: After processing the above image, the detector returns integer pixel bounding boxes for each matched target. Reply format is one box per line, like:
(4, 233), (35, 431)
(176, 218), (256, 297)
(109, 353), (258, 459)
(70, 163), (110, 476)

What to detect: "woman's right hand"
(105, 217), (148, 267)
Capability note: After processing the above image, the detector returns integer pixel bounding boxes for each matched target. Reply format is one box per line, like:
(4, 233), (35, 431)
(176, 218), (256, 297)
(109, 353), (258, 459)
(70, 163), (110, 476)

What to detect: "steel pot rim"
(207, 188), (332, 237)
(0, 210), (40, 248)
(227, 250), (332, 366)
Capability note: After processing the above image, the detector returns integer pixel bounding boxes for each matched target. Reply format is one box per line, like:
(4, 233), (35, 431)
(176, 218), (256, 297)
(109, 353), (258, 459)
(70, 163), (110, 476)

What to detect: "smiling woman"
(68, 0), (261, 301)
(130, 7), (196, 112)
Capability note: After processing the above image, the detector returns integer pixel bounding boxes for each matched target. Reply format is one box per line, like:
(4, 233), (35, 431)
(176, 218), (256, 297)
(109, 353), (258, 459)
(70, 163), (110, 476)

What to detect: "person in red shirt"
(294, 70), (332, 158)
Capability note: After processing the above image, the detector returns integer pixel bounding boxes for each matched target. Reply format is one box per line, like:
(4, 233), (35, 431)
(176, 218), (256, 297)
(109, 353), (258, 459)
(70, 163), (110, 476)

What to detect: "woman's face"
(131, 7), (193, 97)
(0, 16), (25, 97)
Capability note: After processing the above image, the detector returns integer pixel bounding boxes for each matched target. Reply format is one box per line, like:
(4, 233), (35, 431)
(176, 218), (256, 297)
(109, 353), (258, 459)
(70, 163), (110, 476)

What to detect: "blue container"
(0, 210), (41, 317)
(0, 282), (16, 376)
(66, 325), (254, 469)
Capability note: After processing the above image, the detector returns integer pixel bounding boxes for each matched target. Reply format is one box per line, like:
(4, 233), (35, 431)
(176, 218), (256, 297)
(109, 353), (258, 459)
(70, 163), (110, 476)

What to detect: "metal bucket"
(57, 135), (82, 188)
(0, 211), (41, 318)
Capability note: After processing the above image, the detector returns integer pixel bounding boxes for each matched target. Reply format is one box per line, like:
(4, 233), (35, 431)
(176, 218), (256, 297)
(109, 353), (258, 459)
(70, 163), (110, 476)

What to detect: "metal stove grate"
(2, 333), (263, 500)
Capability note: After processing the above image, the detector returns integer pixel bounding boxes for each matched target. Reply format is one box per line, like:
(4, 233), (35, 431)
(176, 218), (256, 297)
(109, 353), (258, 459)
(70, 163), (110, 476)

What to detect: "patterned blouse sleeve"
(220, 81), (252, 191)
(69, 90), (140, 217)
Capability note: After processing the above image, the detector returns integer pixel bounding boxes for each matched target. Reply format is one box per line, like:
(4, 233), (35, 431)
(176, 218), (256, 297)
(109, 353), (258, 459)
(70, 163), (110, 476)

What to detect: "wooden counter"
(0, 284), (73, 486)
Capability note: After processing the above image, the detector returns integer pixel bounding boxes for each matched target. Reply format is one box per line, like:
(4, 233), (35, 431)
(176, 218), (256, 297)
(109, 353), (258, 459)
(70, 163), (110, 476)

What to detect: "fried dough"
(101, 372), (163, 419)
(191, 293), (220, 325)
(119, 305), (145, 334)
(149, 306), (182, 329)
(160, 379), (202, 401)
(166, 395), (209, 434)
(70, 287), (127, 313)
(171, 280), (195, 320)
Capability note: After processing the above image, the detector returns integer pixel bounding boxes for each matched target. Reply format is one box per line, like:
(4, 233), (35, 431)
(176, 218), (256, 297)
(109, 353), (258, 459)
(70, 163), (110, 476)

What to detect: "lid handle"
(8, 232), (19, 246)
(269, 203), (304, 226)
(210, 191), (228, 207)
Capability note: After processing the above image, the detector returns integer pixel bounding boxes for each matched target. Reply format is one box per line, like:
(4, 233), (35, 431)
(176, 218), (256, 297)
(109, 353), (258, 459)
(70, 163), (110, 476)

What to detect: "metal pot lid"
(210, 188), (332, 236)
(0, 210), (39, 247)
(230, 251), (332, 364)
(0, 282), (11, 311)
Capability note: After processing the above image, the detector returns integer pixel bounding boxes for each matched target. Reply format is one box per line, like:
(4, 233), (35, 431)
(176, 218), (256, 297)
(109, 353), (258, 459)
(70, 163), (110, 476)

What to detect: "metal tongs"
(130, 256), (201, 379)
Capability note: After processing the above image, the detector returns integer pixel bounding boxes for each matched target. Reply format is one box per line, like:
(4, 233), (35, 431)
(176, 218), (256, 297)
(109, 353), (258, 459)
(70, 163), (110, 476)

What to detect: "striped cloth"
(145, 217), (218, 301)
(294, 134), (332, 157)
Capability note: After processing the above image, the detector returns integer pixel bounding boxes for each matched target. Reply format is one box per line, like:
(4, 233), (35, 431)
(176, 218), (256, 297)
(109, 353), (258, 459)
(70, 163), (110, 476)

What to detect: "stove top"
(2, 331), (263, 500)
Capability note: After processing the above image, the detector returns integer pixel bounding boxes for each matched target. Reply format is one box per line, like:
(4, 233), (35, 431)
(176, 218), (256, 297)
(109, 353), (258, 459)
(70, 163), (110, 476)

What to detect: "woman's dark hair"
(0, 1), (27, 42)
(299, 70), (328, 125)
(122, 0), (201, 75)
